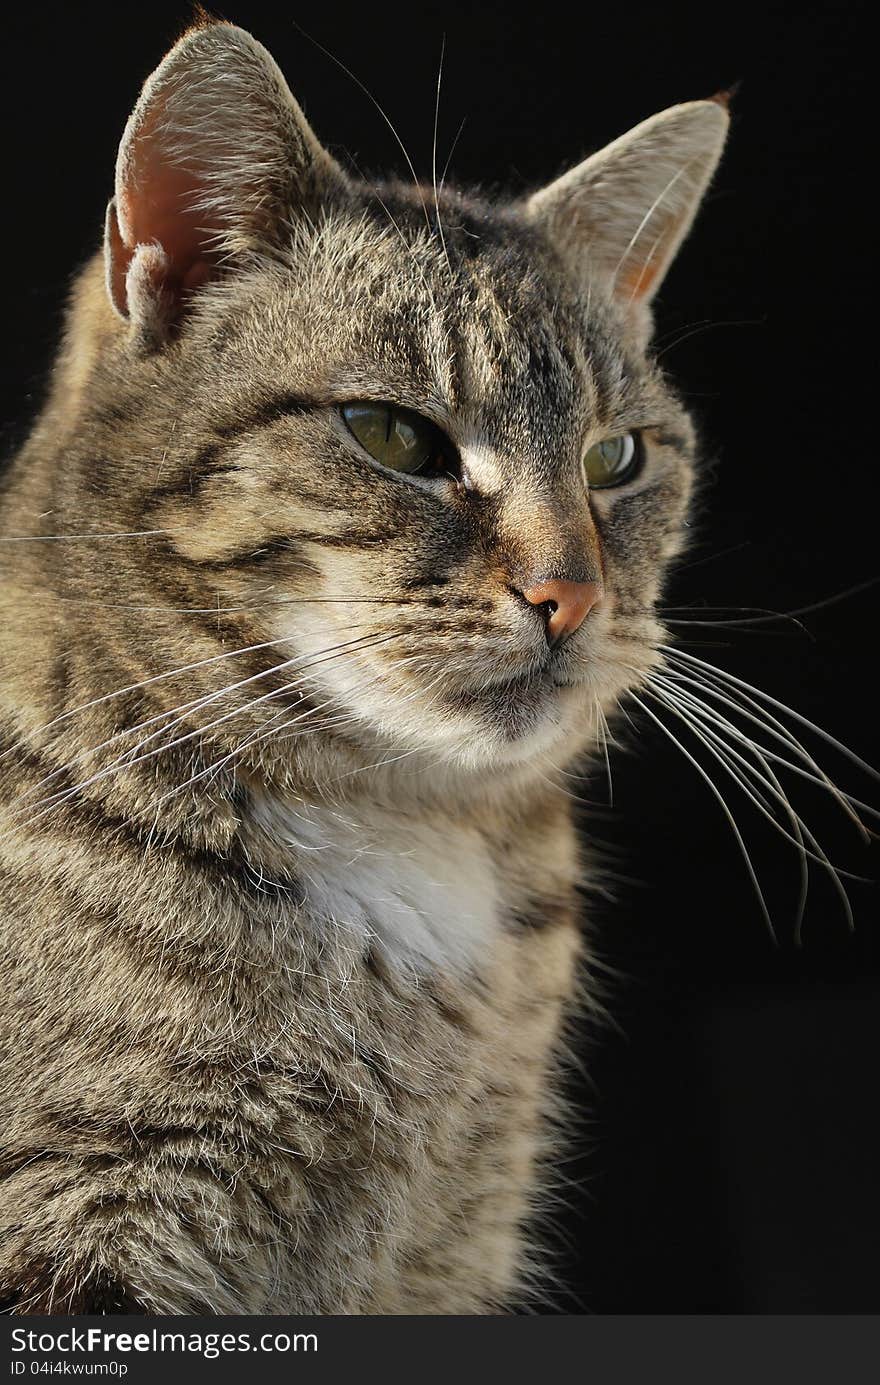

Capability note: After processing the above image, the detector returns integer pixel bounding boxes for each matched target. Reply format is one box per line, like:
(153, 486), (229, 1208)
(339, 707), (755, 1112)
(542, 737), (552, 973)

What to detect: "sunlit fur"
(0, 21), (730, 1313)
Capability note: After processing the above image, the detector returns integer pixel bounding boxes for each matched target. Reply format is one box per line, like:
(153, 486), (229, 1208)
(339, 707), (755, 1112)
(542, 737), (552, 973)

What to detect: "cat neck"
(241, 788), (505, 973)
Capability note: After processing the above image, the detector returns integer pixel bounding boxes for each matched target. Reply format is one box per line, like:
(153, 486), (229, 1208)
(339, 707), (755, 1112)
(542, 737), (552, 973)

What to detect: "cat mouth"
(449, 658), (584, 716)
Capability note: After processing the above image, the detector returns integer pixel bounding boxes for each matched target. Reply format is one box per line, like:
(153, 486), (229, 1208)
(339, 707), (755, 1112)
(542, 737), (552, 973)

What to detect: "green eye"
(341, 402), (448, 475)
(583, 432), (640, 488)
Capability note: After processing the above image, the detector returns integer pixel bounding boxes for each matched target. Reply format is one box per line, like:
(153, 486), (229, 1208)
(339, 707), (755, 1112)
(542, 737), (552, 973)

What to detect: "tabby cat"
(0, 18), (732, 1313)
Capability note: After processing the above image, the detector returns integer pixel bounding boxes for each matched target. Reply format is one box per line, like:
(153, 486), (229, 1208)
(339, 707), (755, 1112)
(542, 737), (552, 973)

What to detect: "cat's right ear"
(525, 99), (728, 334)
(105, 20), (345, 350)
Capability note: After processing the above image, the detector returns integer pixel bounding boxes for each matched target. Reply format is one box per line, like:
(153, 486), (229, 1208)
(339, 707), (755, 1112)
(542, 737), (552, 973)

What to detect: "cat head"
(43, 20), (728, 797)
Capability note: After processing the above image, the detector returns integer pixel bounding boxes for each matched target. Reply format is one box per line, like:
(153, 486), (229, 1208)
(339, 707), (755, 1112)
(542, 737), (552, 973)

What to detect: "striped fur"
(0, 21), (725, 1312)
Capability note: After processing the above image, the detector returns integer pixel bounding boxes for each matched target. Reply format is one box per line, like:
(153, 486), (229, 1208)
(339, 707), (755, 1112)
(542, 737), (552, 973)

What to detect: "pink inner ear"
(618, 255), (663, 304)
(617, 221), (680, 305)
(110, 78), (223, 319)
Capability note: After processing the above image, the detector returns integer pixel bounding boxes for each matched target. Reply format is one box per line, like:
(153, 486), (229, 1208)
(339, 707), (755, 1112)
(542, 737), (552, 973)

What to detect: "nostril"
(510, 588), (558, 628)
(518, 578), (604, 645)
(529, 599), (556, 632)
(539, 599), (560, 636)
(509, 587), (558, 608)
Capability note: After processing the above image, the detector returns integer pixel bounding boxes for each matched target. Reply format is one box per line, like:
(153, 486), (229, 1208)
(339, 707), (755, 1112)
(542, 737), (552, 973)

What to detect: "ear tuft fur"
(710, 83), (740, 111)
(105, 201), (177, 354)
(189, 4), (221, 30)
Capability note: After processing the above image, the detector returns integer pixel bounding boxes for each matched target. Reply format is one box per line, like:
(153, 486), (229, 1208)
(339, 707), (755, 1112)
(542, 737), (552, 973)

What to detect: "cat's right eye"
(341, 402), (451, 476)
(582, 432), (642, 489)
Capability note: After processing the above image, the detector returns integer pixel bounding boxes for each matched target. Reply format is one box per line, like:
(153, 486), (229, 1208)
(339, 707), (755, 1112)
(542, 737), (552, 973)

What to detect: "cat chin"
(366, 680), (593, 773)
(409, 657), (644, 770)
(468, 689), (593, 768)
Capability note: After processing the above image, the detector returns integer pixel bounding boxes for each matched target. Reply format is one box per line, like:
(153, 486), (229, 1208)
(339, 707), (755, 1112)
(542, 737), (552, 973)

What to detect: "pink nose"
(520, 579), (603, 644)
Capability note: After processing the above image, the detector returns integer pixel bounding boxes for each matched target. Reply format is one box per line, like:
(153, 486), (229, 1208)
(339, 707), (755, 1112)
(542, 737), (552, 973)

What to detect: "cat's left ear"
(105, 20), (345, 349)
(526, 98), (729, 319)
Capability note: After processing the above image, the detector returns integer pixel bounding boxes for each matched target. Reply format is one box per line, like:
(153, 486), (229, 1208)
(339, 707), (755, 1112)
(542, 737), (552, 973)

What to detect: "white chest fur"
(250, 795), (501, 973)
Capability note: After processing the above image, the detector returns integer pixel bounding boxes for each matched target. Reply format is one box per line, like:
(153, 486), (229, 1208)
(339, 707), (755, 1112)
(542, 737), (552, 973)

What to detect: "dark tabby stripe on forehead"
(148, 398), (316, 503)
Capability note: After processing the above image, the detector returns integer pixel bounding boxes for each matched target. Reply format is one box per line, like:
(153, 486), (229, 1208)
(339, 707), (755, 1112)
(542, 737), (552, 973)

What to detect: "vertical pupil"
(342, 403), (441, 473)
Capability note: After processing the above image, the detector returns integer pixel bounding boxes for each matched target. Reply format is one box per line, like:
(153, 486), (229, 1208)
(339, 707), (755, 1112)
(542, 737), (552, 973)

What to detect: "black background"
(2, 2), (876, 1313)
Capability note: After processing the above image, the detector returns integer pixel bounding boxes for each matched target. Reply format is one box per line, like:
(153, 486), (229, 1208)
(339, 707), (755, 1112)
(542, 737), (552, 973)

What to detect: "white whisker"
(664, 646), (879, 785)
(0, 528), (176, 544)
(647, 677), (857, 935)
(594, 696), (614, 806)
(20, 634), (405, 823)
(661, 654), (877, 833)
(14, 630), (392, 805)
(610, 162), (689, 294)
(431, 35), (451, 274)
(629, 691), (777, 940)
(293, 21), (432, 230)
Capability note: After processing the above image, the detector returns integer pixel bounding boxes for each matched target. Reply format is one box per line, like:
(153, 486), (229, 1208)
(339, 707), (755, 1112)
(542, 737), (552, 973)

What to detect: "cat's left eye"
(582, 432), (641, 488)
(341, 402), (451, 476)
